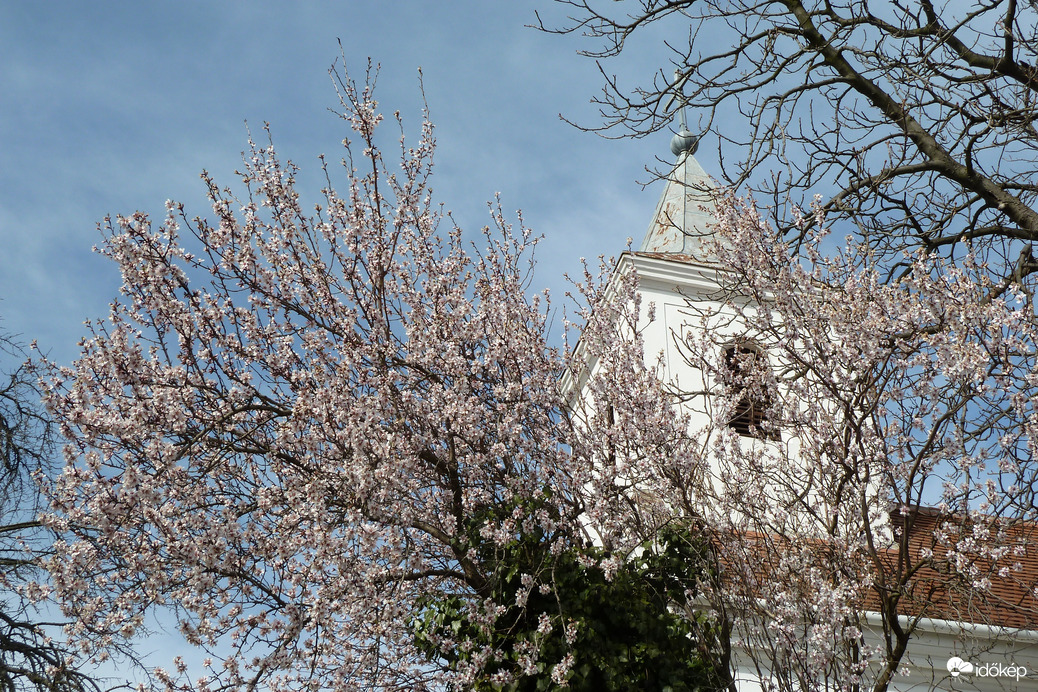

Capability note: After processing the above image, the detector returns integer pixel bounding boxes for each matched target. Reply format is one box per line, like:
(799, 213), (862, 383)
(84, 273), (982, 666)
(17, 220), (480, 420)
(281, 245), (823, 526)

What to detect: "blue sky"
(0, 1), (691, 368)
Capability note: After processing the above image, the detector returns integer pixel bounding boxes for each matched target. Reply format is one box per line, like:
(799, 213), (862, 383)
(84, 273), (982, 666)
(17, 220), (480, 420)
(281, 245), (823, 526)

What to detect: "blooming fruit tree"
(35, 72), (719, 691)
(660, 198), (1038, 692)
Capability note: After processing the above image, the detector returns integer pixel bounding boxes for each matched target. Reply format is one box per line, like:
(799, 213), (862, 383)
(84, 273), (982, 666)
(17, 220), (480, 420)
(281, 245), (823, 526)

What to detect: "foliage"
(412, 504), (726, 691)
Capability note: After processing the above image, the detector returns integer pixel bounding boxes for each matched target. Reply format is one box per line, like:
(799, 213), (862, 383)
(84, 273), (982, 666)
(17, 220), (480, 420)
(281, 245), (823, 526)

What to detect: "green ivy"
(412, 510), (728, 691)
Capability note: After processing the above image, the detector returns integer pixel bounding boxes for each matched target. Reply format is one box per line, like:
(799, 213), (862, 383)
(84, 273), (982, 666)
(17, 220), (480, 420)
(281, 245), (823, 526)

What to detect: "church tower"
(610, 129), (760, 441)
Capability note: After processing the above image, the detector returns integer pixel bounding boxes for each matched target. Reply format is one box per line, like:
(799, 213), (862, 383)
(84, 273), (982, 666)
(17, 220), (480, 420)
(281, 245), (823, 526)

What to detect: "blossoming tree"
(649, 196), (1038, 691)
(35, 70), (721, 691)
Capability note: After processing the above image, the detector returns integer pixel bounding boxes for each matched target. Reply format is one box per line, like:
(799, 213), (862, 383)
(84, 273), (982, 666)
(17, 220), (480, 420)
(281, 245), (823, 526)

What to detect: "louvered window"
(723, 344), (779, 440)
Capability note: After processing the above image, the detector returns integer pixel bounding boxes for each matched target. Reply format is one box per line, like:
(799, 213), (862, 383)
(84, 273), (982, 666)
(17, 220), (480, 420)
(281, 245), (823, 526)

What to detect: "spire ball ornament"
(670, 128), (698, 156)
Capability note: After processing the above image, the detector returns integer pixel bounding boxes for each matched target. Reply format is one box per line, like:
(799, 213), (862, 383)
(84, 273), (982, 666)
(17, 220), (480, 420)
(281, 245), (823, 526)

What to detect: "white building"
(587, 132), (1038, 691)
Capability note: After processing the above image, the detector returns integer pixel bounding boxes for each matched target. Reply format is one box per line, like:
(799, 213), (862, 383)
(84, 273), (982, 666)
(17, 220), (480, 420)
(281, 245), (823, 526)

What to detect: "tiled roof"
(709, 507), (1038, 631)
(873, 507), (1038, 630)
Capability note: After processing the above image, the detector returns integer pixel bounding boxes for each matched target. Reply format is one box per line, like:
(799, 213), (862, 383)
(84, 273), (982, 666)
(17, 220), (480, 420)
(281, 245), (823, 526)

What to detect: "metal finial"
(670, 129), (698, 156)
(665, 70), (697, 156)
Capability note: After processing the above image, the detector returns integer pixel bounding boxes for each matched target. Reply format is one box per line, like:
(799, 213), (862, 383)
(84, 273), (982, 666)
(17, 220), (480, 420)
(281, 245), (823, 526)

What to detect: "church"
(578, 125), (1038, 691)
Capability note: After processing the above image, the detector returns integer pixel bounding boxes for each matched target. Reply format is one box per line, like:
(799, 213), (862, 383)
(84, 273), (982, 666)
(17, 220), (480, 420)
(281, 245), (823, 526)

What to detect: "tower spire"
(638, 71), (718, 261)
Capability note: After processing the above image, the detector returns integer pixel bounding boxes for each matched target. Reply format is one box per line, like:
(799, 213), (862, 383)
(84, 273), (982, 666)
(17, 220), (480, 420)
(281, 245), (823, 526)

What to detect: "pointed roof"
(639, 147), (719, 263)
